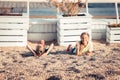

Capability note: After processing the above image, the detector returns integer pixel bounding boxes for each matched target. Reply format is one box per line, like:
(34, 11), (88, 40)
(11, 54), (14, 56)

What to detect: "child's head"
(40, 40), (45, 46)
(80, 32), (90, 45)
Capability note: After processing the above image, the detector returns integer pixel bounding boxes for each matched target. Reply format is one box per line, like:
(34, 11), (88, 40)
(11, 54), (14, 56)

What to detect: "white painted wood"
(58, 18), (91, 24)
(92, 29), (106, 32)
(58, 23), (91, 29)
(0, 16), (28, 23)
(109, 36), (120, 40)
(0, 30), (27, 46)
(0, 30), (27, 35)
(115, 2), (119, 24)
(57, 13), (92, 46)
(107, 27), (120, 34)
(57, 28), (91, 36)
(57, 34), (81, 42)
(0, 24), (28, 29)
(86, 2), (89, 13)
(107, 31), (120, 40)
(0, 16), (29, 30)
(91, 21), (107, 39)
(108, 27), (120, 30)
(29, 23), (56, 32)
(106, 26), (120, 43)
(106, 38), (120, 43)
(57, 13), (92, 24)
(92, 32), (106, 40)
(28, 20), (57, 42)
(28, 33), (57, 42)
(0, 16), (29, 46)
(108, 30), (120, 34)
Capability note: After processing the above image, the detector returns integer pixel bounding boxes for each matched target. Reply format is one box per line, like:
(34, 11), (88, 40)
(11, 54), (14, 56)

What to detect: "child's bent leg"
(40, 43), (54, 56)
(66, 44), (72, 51)
(26, 45), (37, 56)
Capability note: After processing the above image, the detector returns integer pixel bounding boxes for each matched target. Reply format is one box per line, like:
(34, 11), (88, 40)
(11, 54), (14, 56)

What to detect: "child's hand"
(86, 51), (92, 56)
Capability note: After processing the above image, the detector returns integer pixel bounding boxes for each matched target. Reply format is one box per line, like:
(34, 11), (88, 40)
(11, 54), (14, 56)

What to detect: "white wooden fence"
(106, 26), (120, 43)
(28, 19), (57, 42)
(27, 19), (112, 44)
(57, 14), (92, 46)
(91, 20), (108, 40)
(0, 15), (29, 46)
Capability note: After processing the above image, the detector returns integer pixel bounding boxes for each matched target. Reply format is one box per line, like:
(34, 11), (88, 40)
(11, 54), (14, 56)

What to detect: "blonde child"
(67, 32), (93, 56)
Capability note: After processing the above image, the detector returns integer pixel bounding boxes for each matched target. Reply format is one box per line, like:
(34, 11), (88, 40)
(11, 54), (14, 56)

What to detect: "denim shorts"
(71, 47), (76, 54)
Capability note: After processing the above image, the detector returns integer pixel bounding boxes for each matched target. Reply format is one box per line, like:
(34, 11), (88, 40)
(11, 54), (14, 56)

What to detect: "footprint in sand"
(67, 67), (80, 73)
(47, 76), (61, 80)
(105, 70), (120, 76)
(82, 73), (105, 80)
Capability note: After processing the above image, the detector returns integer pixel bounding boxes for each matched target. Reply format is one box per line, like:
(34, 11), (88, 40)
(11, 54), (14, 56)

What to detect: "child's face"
(81, 34), (89, 45)
(40, 40), (45, 46)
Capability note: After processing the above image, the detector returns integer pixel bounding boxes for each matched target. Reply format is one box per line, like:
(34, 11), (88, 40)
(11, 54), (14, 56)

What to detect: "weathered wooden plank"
(58, 24), (91, 29)
(0, 16), (29, 46)
(106, 26), (120, 43)
(106, 38), (120, 43)
(108, 30), (120, 34)
(58, 18), (91, 24)
(92, 32), (106, 40)
(57, 35), (80, 42)
(0, 30), (27, 35)
(92, 29), (106, 32)
(28, 32), (57, 42)
(29, 24), (56, 32)
(57, 27), (91, 36)
(0, 17), (29, 23)
(58, 14), (92, 24)
(109, 27), (120, 30)
(0, 24), (28, 29)
(107, 34), (120, 40)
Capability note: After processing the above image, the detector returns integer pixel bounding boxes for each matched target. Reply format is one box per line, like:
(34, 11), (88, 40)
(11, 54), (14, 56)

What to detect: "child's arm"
(76, 44), (79, 56)
(76, 41), (82, 56)
(86, 42), (93, 56)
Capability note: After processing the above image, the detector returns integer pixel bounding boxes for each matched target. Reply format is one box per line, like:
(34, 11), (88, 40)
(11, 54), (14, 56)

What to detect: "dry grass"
(49, 0), (88, 16)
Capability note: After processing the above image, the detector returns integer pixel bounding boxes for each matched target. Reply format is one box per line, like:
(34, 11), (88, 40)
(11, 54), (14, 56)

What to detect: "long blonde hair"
(80, 32), (89, 38)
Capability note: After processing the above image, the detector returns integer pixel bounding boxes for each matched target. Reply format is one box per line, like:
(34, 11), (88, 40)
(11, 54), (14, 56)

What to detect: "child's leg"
(66, 44), (72, 51)
(26, 45), (37, 56)
(40, 43), (54, 56)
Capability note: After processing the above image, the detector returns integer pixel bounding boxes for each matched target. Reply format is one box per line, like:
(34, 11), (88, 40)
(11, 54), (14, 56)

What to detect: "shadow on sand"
(21, 52), (34, 57)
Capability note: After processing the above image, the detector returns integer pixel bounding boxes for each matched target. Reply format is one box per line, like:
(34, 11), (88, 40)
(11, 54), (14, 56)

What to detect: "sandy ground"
(0, 40), (120, 80)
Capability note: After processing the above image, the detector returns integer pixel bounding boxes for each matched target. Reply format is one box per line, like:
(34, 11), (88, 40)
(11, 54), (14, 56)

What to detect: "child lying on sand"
(27, 40), (54, 57)
(67, 32), (93, 56)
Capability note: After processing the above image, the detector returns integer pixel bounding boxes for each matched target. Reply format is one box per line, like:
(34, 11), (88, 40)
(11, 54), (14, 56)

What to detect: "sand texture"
(0, 40), (120, 80)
